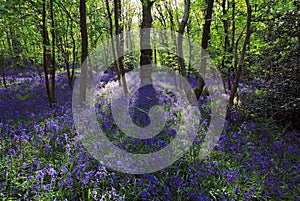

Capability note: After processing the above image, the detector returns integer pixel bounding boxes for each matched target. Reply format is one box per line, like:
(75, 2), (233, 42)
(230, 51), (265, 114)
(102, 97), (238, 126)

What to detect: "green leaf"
(16, 93), (31, 102)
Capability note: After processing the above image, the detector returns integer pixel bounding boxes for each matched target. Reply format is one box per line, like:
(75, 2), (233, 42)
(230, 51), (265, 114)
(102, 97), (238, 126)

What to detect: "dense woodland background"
(0, 0), (299, 200)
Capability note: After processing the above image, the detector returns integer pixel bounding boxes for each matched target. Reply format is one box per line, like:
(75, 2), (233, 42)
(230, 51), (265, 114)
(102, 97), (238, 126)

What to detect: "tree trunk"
(10, 28), (22, 69)
(54, 0), (76, 86)
(156, 3), (167, 28)
(228, 0), (236, 90)
(105, 0), (121, 85)
(187, 22), (192, 82)
(194, 0), (214, 99)
(42, 0), (53, 107)
(6, 31), (12, 54)
(50, 0), (56, 104)
(118, 0), (128, 94)
(228, 0), (252, 109)
(60, 31), (72, 89)
(221, 0), (230, 93)
(79, 0), (88, 104)
(0, 52), (7, 88)
(166, 3), (178, 66)
(71, 22), (76, 83)
(1, 65), (6, 88)
(66, 52), (72, 89)
(114, 0), (128, 94)
(177, 0), (191, 79)
(140, 0), (155, 86)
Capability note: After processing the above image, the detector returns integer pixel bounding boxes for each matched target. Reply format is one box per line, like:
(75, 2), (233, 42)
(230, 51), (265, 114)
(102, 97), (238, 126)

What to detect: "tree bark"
(156, 3), (167, 28)
(194, 0), (214, 99)
(6, 31), (12, 55)
(114, 0), (128, 94)
(105, 0), (121, 85)
(79, 0), (88, 104)
(228, 0), (236, 90)
(0, 52), (7, 88)
(10, 28), (22, 69)
(140, 0), (155, 85)
(70, 21), (76, 83)
(42, 0), (52, 107)
(54, 0), (76, 88)
(50, 0), (56, 103)
(228, 0), (252, 108)
(177, 0), (191, 79)
(221, 0), (230, 93)
(1, 65), (6, 88)
(187, 22), (193, 82)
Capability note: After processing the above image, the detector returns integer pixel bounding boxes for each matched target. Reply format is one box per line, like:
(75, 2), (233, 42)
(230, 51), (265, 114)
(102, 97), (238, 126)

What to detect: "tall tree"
(177, 0), (191, 79)
(114, 0), (128, 94)
(50, 0), (56, 103)
(228, 0), (252, 108)
(79, 0), (88, 104)
(194, 0), (214, 99)
(221, 0), (230, 92)
(55, 1), (77, 90)
(228, 0), (236, 90)
(105, 0), (121, 85)
(140, 0), (155, 85)
(42, 0), (53, 107)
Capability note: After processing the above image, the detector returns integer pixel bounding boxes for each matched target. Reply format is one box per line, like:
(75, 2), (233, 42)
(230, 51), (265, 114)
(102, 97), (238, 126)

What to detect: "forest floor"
(0, 69), (299, 200)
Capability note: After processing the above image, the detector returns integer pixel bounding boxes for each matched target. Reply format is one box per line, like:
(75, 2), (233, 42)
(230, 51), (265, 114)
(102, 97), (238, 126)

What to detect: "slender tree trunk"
(60, 31), (72, 89)
(42, 0), (52, 107)
(71, 23), (76, 82)
(1, 67), (6, 88)
(0, 44), (7, 88)
(118, 0), (128, 94)
(156, 3), (167, 28)
(10, 28), (22, 69)
(50, 0), (56, 103)
(6, 31), (12, 54)
(1, 65), (6, 88)
(140, 0), (155, 85)
(124, 3), (133, 51)
(105, 0), (121, 85)
(228, 0), (236, 90)
(166, 3), (175, 31)
(154, 40), (157, 65)
(54, 0), (76, 84)
(228, 0), (252, 108)
(177, 0), (192, 102)
(187, 22), (193, 83)
(79, 0), (88, 104)
(164, 3), (178, 87)
(66, 53), (72, 89)
(221, 0), (230, 93)
(194, 0), (214, 99)
(63, 20), (72, 89)
(177, 0), (190, 79)
(114, 0), (128, 94)
(166, 3), (178, 64)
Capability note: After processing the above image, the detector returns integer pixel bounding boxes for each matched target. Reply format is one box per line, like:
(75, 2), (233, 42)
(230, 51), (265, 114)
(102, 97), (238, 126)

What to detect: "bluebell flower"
(142, 191), (150, 198)
(234, 186), (239, 195)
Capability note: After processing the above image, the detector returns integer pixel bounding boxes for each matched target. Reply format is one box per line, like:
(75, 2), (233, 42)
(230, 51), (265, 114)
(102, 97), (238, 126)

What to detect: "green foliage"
(16, 93), (31, 102)
(242, 1), (300, 129)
